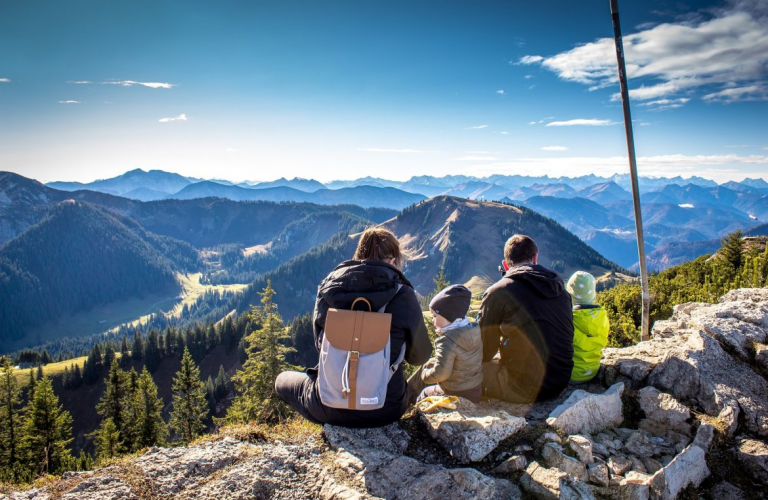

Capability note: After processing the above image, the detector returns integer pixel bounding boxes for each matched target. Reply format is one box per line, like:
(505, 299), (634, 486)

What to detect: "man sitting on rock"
(479, 234), (574, 403)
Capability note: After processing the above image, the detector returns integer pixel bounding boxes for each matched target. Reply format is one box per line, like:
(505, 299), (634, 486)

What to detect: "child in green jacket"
(566, 271), (609, 383)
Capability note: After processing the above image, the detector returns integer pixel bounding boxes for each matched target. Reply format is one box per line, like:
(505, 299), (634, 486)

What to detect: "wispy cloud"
(69, 79), (176, 89)
(465, 125), (489, 130)
(496, 89), (505, 95)
(455, 156), (500, 161)
(703, 84), (768, 103)
(108, 80), (176, 89)
(541, 146), (569, 151)
(0, 78), (10, 83)
(637, 97), (691, 111)
(158, 113), (187, 123)
(679, 203), (695, 208)
(545, 119), (618, 127)
(524, 75), (534, 80)
(356, 148), (438, 153)
(500, 131), (510, 135)
(520, 5), (768, 103)
(58, 100), (81, 104)
(518, 55), (543, 65)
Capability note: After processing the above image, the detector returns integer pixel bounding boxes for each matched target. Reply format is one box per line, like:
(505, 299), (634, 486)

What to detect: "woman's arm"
(402, 287), (432, 365)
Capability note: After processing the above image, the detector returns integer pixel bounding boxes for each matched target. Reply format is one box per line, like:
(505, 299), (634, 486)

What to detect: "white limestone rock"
(637, 387), (691, 436)
(546, 383), (624, 435)
(418, 397), (526, 464)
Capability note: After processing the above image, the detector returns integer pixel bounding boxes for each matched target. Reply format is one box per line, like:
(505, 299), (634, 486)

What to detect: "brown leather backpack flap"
(325, 309), (392, 353)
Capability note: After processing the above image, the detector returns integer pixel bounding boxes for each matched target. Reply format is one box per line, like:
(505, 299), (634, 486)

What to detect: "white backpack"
(318, 286), (405, 410)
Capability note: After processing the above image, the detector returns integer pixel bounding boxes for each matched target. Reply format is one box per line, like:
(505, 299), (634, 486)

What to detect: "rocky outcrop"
(4, 287), (768, 500)
(417, 397), (527, 463)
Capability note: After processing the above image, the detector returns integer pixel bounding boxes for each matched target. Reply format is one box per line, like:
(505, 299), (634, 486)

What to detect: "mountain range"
(41, 169), (767, 269)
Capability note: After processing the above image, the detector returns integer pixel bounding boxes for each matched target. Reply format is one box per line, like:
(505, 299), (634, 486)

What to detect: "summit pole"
(609, 0), (650, 342)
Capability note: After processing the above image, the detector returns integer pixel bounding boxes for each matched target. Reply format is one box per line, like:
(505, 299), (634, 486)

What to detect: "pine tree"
(214, 365), (228, 400)
(132, 331), (144, 360)
(169, 348), (209, 444)
(27, 369), (36, 399)
(0, 358), (22, 474)
(131, 367), (166, 449)
(95, 359), (127, 451)
(433, 265), (449, 293)
(145, 330), (162, 373)
(35, 365), (44, 381)
(92, 418), (120, 461)
(721, 230), (744, 270)
(20, 377), (73, 475)
(120, 336), (131, 366)
(227, 281), (296, 424)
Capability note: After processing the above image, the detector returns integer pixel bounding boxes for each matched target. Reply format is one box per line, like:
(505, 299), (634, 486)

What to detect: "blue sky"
(1, 0), (767, 184)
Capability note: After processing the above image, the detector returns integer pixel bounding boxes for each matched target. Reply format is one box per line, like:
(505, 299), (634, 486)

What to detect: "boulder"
(604, 291), (768, 438)
(708, 481), (746, 500)
(636, 387), (691, 436)
(735, 437), (768, 485)
(649, 443), (709, 500)
(568, 435), (594, 464)
(756, 343), (768, 372)
(623, 431), (656, 458)
(546, 383), (624, 435)
(323, 424), (521, 500)
(417, 397), (526, 463)
(491, 455), (528, 474)
(520, 461), (595, 500)
(587, 462), (610, 486)
(541, 442), (588, 481)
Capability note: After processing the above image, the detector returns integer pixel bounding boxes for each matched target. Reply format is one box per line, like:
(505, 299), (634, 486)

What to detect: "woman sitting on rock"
(275, 227), (431, 427)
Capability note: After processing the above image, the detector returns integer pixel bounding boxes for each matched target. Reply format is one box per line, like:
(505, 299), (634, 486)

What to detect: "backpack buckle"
(350, 351), (360, 360)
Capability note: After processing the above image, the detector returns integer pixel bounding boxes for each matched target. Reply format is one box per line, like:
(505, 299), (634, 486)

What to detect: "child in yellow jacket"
(566, 271), (610, 383)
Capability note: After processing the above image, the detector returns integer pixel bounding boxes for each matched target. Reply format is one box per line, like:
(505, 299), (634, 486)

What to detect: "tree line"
(597, 231), (768, 346)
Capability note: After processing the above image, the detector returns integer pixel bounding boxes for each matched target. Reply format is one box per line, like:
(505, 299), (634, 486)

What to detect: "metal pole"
(609, 0), (650, 342)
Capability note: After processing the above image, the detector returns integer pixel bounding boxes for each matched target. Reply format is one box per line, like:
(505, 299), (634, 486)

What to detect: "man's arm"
(479, 287), (505, 362)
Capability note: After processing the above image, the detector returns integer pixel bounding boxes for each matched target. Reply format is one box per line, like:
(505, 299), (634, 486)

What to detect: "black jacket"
(479, 264), (574, 401)
(311, 259), (431, 426)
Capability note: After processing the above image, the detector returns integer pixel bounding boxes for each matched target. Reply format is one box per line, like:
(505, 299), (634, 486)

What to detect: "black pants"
(275, 370), (408, 428)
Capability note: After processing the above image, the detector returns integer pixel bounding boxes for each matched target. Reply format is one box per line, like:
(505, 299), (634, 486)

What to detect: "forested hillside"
(598, 232), (768, 346)
(0, 201), (193, 345)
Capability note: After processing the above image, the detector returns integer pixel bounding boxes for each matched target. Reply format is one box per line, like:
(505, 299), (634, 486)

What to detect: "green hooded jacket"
(571, 305), (609, 382)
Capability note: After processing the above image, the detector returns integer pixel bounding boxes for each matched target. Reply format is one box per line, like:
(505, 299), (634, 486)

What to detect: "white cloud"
(0, 78), (10, 83)
(465, 125), (489, 130)
(58, 100), (80, 104)
(158, 113), (187, 123)
(106, 80), (176, 89)
(637, 97), (691, 110)
(466, 151), (491, 154)
(518, 55), (543, 65)
(541, 146), (569, 151)
(703, 84), (768, 103)
(522, 6), (768, 103)
(496, 89), (505, 95)
(455, 156), (500, 161)
(679, 203), (695, 208)
(67, 80), (92, 84)
(524, 75), (534, 80)
(546, 119), (618, 127)
(500, 131), (510, 135)
(356, 148), (438, 153)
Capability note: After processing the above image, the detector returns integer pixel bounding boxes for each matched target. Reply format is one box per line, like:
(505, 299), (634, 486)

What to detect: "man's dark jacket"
(479, 263), (574, 401)
(311, 259), (431, 427)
